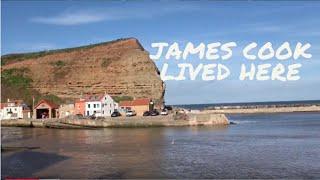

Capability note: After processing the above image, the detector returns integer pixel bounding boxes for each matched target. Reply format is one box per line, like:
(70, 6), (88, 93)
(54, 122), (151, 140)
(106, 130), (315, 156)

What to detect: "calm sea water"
(2, 112), (320, 179)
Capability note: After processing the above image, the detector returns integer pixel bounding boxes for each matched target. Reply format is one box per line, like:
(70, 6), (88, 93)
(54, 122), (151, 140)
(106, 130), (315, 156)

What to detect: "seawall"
(1, 113), (229, 128)
(201, 105), (320, 114)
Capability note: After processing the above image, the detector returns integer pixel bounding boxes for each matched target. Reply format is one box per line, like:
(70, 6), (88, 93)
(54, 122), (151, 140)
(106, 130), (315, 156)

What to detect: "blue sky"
(2, 1), (320, 105)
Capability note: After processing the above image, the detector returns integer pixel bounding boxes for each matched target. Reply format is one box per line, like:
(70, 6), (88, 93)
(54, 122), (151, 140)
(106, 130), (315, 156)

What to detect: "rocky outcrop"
(1, 38), (165, 105)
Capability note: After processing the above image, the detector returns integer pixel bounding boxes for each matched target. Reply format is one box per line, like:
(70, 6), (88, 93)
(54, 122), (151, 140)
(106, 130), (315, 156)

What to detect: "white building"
(85, 100), (102, 117)
(84, 93), (118, 117)
(101, 94), (119, 116)
(0, 99), (31, 120)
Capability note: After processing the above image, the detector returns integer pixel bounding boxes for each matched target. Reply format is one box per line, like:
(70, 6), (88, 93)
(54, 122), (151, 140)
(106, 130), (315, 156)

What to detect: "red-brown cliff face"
(1, 38), (165, 105)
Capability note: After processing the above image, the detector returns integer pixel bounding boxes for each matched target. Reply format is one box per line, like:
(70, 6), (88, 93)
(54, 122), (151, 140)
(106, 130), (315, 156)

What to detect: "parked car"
(111, 111), (121, 117)
(143, 111), (151, 116)
(164, 105), (173, 111)
(150, 109), (159, 116)
(126, 110), (137, 117)
(160, 109), (168, 115)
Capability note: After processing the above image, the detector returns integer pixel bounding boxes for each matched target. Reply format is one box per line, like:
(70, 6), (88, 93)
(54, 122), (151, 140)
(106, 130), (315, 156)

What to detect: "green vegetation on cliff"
(101, 58), (113, 67)
(1, 68), (33, 87)
(113, 96), (133, 103)
(1, 68), (63, 106)
(50, 60), (66, 67)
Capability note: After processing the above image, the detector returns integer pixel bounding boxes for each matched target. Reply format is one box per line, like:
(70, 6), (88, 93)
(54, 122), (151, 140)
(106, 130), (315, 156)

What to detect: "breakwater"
(201, 105), (320, 114)
(0, 113), (229, 128)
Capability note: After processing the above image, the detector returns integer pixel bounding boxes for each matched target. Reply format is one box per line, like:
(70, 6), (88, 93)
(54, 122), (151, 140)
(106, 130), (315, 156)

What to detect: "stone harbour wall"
(1, 113), (229, 128)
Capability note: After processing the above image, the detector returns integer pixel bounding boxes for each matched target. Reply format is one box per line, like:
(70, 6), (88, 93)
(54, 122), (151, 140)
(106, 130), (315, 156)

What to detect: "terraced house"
(84, 93), (118, 117)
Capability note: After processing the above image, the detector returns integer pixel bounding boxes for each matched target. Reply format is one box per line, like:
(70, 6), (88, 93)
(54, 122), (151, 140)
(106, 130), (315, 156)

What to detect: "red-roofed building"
(119, 98), (153, 116)
(33, 99), (59, 119)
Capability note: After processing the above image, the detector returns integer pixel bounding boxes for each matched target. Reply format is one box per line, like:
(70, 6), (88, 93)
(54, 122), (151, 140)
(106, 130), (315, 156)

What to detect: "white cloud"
(31, 11), (107, 25)
(29, 4), (199, 26)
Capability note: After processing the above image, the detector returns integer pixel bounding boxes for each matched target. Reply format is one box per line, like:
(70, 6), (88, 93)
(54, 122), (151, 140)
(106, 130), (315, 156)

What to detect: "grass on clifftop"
(1, 38), (135, 66)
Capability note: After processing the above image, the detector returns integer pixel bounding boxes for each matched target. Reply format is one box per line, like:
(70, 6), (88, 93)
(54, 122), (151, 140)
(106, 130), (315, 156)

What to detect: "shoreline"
(2, 109), (319, 129)
(0, 113), (229, 129)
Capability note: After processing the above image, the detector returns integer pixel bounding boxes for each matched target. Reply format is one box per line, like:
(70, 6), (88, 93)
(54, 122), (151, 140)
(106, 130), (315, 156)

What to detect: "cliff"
(1, 38), (165, 106)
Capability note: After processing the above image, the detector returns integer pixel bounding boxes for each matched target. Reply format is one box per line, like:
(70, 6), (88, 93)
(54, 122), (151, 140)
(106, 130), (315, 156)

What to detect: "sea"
(172, 100), (320, 110)
(1, 101), (320, 178)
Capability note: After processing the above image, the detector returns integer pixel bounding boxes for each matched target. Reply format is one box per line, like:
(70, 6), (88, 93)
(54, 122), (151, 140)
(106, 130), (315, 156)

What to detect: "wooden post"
(33, 109), (37, 119)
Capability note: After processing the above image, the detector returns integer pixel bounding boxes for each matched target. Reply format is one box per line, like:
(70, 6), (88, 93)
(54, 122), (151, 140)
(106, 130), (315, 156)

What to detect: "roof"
(75, 98), (86, 103)
(119, 98), (151, 107)
(34, 99), (59, 109)
(83, 93), (115, 102)
(0, 100), (27, 109)
(119, 100), (132, 107)
(84, 94), (104, 102)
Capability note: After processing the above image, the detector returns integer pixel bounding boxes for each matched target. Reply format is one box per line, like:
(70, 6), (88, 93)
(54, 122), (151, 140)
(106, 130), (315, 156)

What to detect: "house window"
(102, 104), (104, 107)
(97, 104), (99, 108)
(94, 104), (96, 108)
(102, 111), (104, 114)
(88, 104), (90, 108)
(87, 111), (89, 116)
